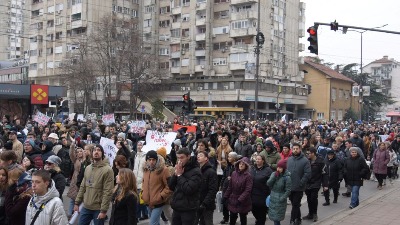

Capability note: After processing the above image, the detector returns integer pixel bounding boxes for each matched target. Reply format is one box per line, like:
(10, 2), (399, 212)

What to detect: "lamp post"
(254, 0), (263, 121)
(347, 24), (388, 120)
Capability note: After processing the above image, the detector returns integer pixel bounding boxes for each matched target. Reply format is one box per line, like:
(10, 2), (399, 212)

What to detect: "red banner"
(31, 85), (49, 105)
(173, 124), (197, 133)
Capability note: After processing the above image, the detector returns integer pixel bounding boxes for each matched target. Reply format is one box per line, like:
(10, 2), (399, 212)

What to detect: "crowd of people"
(0, 113), (399, 225)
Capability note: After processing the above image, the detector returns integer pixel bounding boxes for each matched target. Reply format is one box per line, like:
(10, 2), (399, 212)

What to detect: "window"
(215, 10), (229, 19)
(54, 46), (63, 54)
(159, 62), (169, 69)
(171, 29), (181, 37)
(71, 13), (81, 21)
(160, 6), (170, 14)
(213, 42), (231, 50)
(55, 32), (63, 39)
(131, 10), (137, 17)
(182, 14), (190, 22)
(159, 20), (170, 28)
(338, 89), (344, 99)
(159, 48), (170, 56)
(330, 110), (336, 120)
(213, 26), (230, 35)
(30, 63), (38, 70)
(338, 110), (343, 121)
(48, 6), (55, 13)
(317, 112), (324, 120)
(144, 19), (152, 27)
(331, 88), (336, 100)
(214, 0), (229, 3)
(55, 18), (63, 25)
(145, 6), (154, 13)
(231, 20), (249, 29)
(236, 5), (252, 12)
(182, 28), (190, 37)
(72, 0), (82, 5)
(30, 50), (38, 56)
(159, 34), (170, 41)
(181, 59), (189, 66)
(56, 3), (64, 11)
(46, 47), (53, 54)
(183, 0), (190, 6)
(171, 60), (180, 67)
(213, 58), (227, 66)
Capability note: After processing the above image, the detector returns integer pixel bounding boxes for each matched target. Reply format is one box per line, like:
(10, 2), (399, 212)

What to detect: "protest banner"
(68, 113), (76, 121)
(77, 114), (85, 122)
(142, 130), (177, 154)
(379, 135), (389, 142)
(33, 111), (51, 126)
(102, 113), (115, 125)
(129, 121), (146, 134)
(100, 137), (117, 167)
(300, 121), (309, 129)
(173, 124), (197, 133)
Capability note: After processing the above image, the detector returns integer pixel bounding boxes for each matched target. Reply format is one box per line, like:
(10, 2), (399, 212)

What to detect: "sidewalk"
(315, 180), (400, 225)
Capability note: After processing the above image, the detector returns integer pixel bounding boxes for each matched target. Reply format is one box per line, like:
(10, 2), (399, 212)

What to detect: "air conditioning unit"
(201, 65), (205, 69)
(224, 86), (229, 90)
(197, 87), (203, 91)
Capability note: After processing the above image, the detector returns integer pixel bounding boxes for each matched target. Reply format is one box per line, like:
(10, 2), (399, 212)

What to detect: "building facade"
(299, 58), (360, 121)
(143, 0), (308, 119)
(0, 0), (27, 60)
(362, 55), (400, 120)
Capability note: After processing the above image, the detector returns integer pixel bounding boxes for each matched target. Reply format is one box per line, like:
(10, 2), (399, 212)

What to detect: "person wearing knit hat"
(44, 155), (66, 198)
(117, 132), (126, 141)
(156, 147), (167, 159)
(145, 150), (158, 162)
(24, 139), (43, 169)
(267, 159), (291, 225)
(220, 151), (239, 224)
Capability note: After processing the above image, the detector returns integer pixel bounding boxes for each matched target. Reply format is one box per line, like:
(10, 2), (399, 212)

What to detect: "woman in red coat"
(224, 157), (253, 225)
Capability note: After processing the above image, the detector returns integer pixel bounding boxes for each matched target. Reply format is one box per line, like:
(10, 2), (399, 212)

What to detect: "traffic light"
(189, 99), (197, 113)
(182, 92), (190, 114)
(307, 26), (318, 55)
(330, 20), (339, 31)
(256, 32), (265, 45)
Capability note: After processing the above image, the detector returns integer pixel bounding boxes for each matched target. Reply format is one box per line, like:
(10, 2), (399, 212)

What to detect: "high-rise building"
(27, 0), (139, 86)
(144, 0), (308, 119)
(0, 0), (27, 60)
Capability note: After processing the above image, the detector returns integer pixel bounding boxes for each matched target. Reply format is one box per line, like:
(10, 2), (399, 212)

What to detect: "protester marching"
(0, 112), (399, 225)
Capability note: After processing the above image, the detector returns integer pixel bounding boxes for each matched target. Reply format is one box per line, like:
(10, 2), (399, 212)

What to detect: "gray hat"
(173, 139), (182, 147)
(46, 155), (62, 166)
(117, 132), (126, 140)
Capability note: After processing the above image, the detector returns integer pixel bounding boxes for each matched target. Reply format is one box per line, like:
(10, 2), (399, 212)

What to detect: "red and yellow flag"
(31, 84), (49, 104)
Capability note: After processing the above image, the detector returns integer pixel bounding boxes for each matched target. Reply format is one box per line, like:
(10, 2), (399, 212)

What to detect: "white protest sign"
(87, 113), (96, 121)
(379, 135), (389, 142)
(100, 137), (118, 167)
(142, 131), (177, 154)
(69, 113), (76, 121)
(77, 114), (85, 122)
(300, 121), (308, 129)
(33, 111), (51, 126)
(102, 114), (115, 125)
(130, 121), (146, 134)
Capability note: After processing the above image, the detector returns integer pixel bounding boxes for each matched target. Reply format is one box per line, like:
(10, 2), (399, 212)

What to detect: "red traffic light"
(307, 27), (317, 36)
(182, 94), (189, 101)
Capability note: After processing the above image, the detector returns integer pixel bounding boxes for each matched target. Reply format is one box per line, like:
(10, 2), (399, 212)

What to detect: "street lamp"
(346, 24), (388, 120)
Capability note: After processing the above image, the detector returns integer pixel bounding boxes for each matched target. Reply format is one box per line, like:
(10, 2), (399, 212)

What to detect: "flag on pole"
(281, 114), (286, 122)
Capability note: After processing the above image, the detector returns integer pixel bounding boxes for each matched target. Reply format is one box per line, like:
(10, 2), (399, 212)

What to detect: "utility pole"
(254, 0), (264, 121)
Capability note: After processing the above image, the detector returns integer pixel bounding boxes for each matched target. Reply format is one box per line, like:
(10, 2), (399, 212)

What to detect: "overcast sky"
(300, 0), (400, 67)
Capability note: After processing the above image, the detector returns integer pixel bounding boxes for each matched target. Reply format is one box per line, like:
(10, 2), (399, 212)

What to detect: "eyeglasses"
(45, 162), (53, 166)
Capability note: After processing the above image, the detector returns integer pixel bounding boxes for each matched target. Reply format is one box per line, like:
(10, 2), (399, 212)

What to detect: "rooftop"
(304, 58), (355, 83)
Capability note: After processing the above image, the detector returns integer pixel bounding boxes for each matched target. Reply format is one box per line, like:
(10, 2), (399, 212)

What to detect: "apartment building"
(0, 0), (27, 60)
(363, 55), (400, 120)
(27, 0), (139, 86)
(145, 0), (308, 119)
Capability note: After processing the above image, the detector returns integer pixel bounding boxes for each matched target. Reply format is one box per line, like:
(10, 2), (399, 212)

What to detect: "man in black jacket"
(234, 133), (253, 158)
(196, 151), (218, 225)
(322, 150), (343, 206)
(303, 147), (325, 222)
(168, 147), (202, 225)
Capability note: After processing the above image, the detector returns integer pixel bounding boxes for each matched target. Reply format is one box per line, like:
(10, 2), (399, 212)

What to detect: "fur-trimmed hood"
(143, 154), (166, 174)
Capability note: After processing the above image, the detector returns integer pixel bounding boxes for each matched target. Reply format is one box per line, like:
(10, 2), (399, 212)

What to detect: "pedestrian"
(39, 140), (55, 163)
(224, 157), (253, 225)
(259, 140), (281, 170)
(322, 150), (343, 206)
(8, 130), (23, 163)
(287, 142), (311, 225)
(44, 155), (66, 200)
(267, 160), (292, 225)
(0, 166), (8, 224)
(141, 150), (173, 225)
(74, 144), (114, 225)
(168, 147), (202, 225)
(109, 168), (138, 225)
(23, 139), (43, 169)
(196, 151), (218, 225)
(303, 147), (325, 222)
(343, 147), (370, 209)
(25, 170), (68, 225)
(219, 152), (239, 224)
(251, 155), (273, 225)
(372, 142), (390, 189)
(387, 146), (398, 184)
(133, 141), (149, 221)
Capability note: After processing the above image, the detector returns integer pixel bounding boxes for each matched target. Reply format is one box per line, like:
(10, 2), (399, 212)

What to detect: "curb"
(314, 182), (400, 225)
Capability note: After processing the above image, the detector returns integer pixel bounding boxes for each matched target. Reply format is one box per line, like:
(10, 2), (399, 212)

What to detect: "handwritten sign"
(68, 113), (76, 121)
(77, 114), (85, 122)
(173, 124), (197, 133)
(142, 131), (177, 154)
(87, 113), (96, 121)
(379, 135), (389, 142)
(129, 121), (146, 134)
(33, 111), (50, 126)
(300, 121), (309, 129)
(100, 137), (117, 167)
(102, 114), (115, 125)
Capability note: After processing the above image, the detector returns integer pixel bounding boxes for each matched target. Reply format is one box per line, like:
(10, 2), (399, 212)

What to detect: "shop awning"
(386, 111), (400, 117)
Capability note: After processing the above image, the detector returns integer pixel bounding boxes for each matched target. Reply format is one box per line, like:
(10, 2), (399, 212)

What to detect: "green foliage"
(343, 107), (358, 121)
(151, 99), (165, 121)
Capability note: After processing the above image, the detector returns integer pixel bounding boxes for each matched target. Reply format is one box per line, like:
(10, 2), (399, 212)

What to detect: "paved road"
(64, 178), (399, 225)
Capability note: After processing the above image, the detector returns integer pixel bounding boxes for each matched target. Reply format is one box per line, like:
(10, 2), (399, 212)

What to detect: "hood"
(143, 155), (166, 173)
(40, 141), (54, 153)
(32, 180), (59, 205)
(235, 157), (250, 172)
(26, 147), (42, 156)
(92, 160), (109, 168)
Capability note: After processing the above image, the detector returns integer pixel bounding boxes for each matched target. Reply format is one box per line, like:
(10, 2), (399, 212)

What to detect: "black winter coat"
(323, 156), (343, 187)
(306, 156), (325, 189)
(250, 164), (273, 206)
(110, 192), (137, 225)
(57, 145), (73, 178)
(221, 163), (235, 192)
(235, 142), (253, 158)
(343, 155), (369, 186)
(169, 157), (202, 211)
(199, 162), (218, 210)
(49, 169), (66, 199)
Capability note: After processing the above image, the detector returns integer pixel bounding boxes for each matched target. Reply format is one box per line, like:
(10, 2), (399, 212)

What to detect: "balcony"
(196, 18), (206, 26)
(171, 51), (181, 58)
(171, 22), (181, 29)
(171, 7), (181, 15)
(170, 67), (180, 73)
(195, 49), (206, 57)
(230, 27), (257, 38)
(230, 62), (246, 70)
(71, 20), (83, 29)
(230, 44), (251, 53)
(231, 0), (257, 5)
(170, 37), (181, 44)
(195, 2), (207, 11)
(196, 33), (206, 41)
(195, 65), (205, 72)
(231, 10), (257, 21)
